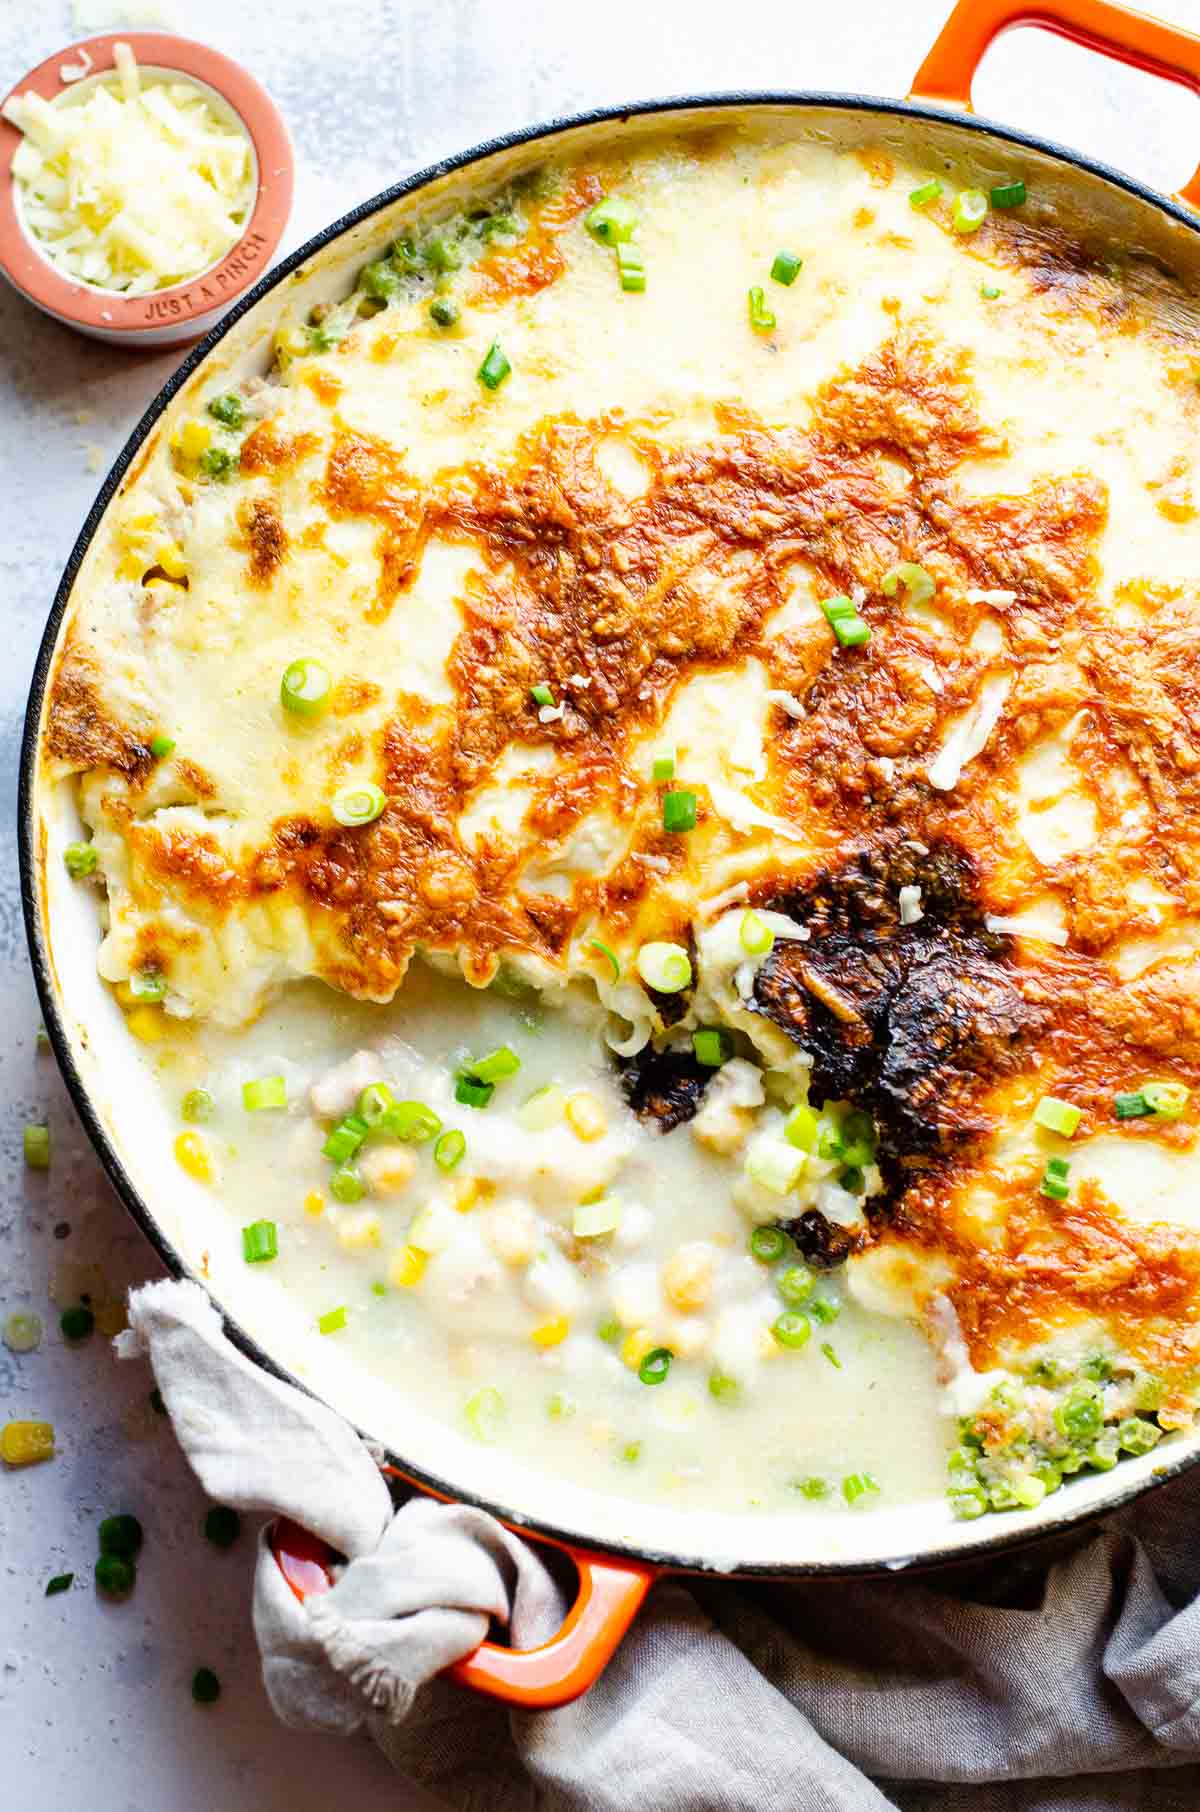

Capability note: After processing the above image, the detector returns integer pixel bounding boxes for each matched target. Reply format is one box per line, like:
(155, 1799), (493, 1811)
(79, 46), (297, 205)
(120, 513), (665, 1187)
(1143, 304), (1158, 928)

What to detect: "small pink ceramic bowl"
(0, 32), (293, 349)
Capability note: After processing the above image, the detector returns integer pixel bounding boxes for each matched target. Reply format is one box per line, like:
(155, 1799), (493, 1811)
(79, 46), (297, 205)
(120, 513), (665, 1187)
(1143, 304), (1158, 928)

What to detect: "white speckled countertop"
(1, 1), (1198, 1804)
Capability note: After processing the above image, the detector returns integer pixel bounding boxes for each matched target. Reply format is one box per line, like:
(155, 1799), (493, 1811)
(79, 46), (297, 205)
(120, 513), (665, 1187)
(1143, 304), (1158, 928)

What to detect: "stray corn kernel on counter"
(41, 122), (1200, 1520)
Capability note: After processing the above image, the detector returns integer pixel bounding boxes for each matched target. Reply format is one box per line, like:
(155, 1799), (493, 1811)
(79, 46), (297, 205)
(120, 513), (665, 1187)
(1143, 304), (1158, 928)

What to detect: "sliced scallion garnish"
(635, 941), (692, 993)
(241, 1220), (278, 1264)
(881, 562), (934, 607)
(662, 788), (696, 833)
(1039, 1155), (1071, 1201)
(464, 1046), (521, 1084)
(770, 249), (802, 285)
(1141, 1081), (1190, 1119)
(584, 197), (639, 245)
(478, 341), (511, 390)
(455, 1075), (495, 1109)
(242, 1075), (287, 1113)
(820, 594), (871, 648)
(1033, 1096), (1081, 1137)
(332, 783), (386, 827)
(909, 178), (942, 209)
(990, 178), (1026, 209)
(952, 189), (989, 234)
(739, 909), (774, 957)
(651, 750), (676, 781)
(318, 1305), (348, 1335)
(433, 1129), (466, 1171)
(747, 286), (776, 333)
(616, 242), (645, 292)
(530, 682), (555, 707)
(587, 937), (621, 982)
(380, 1100), (442, 1142)
(692, 1027), (731, 1068)
(281, 658), (332, 718)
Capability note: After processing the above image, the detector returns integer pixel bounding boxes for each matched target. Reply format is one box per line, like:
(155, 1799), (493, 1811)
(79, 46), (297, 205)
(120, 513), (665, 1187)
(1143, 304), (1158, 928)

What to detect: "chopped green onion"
(429, 297), (459, 328)
(95, 1554), (136, 1597)
(200, 447), (236, 481)
(181, 1088), (214, 1124)
(1115, 1090), (1151, 1119)
(909, 178), (943, 208)
(748, 286), (776, 333)
(465, 1046), (521, 1084)
(574, 1197), (621, 1238)
(433, 1129), (466, 1171)
(1117, 1416), (1162, 1455)
(820, 594), (871, 648)
(45, 1573), (73, 1596)
(637, 1346), (672, 1386)
(63, 842), (98, 879)
(130, 969), (166, 1002)
(770, 249), (802, 285)
(360, 258), (402, 301)
(597, 1315), (622, 1345)
(739, 910), (774, 958)
(990, 178), (1026, 209)
(242, 1076), (286, 1113)
(772, 1311), (811, 1351)
(980, 282), (1002, 299)
(652, 750), (676, 781)
(2, 1311), (42, 1353)
(478, 341), (511, 390)
(518, 1084), (566, 1131)
(620, 1440), (642, 1465)
(708, 1368), (740, 1403)
(795, 1476), (830, 1499)
(842, 1472), (880, 1506)
(810, 1296), (840, 1324)
(821, 1341), (842, 1368)
(207, 393), (244, 428)
(662, 789), (697, 833)
(320, 1122), (366, 1176)
(455, 1075), (495, 1109)
(241, 1220), (278, 1264)
(357, 1083), (394, 1128)
(1039, 1155), (1071, 1201)
(330, 1165), (365, 1204)
(1142, 1081), (1190, 1119)
(530, 682), (555, 706)
(777, 1264), (814, 1307)
(307, 320), (344, 353)
(1034, 1096), (1081, 1137)
(635, 941), (692, 993)
(547, 1391), (576, 1419)
(953, 189), (989, 234)
(60, 1305), (94, 1341)
(204, 1506), (241, 1548)
(379, 1100), (442, 1142)
(318, 1305), (348, 1335)
(23, 1123), (50, 1170)
(424, 235), (461, 272)
(881, 562), (934, 607)
(692, 1027), (731, 1068)
(148, 734), (176, 759)
(191, 1667), (221, 1704)
(616, 242), (645, 292)
(585, 197), (639, 244)
(784, 1103), (818, 1150)
(99, 1514), (143, 1557)
(587, 937), (621, 982)
(749, 1225), (787, 1264)
(464, 1386), (506, 1441)
(280, 658), (332, 718)
(332, 783), (386, 827)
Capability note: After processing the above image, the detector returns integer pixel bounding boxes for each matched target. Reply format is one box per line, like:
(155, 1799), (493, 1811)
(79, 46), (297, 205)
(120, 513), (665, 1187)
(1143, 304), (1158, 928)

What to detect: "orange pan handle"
(911, 0), (1200, 210)
(270, 1516), (655, 1710)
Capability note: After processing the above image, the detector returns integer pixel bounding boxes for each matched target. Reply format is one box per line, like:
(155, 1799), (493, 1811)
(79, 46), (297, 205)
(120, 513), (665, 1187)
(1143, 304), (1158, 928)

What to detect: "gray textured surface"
(1, 0), (1198, 1805)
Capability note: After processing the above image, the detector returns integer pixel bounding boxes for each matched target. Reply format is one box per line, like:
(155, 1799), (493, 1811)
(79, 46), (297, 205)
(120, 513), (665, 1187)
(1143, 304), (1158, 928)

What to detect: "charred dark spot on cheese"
(618, 1045), (712, 1133)
(241, 497), (288, 585)
(754, 840), (1044, 1166)
(47, 656), (147, 776)
(784, 1207), (860, 1271)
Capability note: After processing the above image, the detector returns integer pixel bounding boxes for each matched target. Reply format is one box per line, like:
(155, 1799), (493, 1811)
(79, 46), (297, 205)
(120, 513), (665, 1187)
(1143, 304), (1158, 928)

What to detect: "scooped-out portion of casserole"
(44, 122), (1200, 1521)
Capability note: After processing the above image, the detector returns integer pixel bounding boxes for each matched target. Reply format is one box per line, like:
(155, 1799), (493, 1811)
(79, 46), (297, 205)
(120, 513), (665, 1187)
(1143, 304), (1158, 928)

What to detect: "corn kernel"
(566, 1091), (607, 1142)
(126, 1005), (165, 1044)
(453, 1176), (490, 1213)
(174, 1130), (212, 1184)
(531, 1315), (570, 1349)
(175, 419), (212, 462)
(663, 1242), (716, 1313)
(155, 538), (188, 580)
(1, 1419), (55, 1466)
(337, 1210), (383, 1252)
(304, 1191), (326, 1218)
(389, 1244), (428, 1289)
(621, 1327), (655, 1371)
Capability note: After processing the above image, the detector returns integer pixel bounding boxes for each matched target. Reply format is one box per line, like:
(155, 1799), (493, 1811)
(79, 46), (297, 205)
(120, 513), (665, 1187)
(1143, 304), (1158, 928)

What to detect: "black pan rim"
(20, 84), (1200, 1582)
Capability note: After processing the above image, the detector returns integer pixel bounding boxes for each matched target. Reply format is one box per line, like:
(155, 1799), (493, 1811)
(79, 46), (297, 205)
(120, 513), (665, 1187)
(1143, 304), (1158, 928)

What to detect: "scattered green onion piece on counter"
(990, 178), (1026, 208)
(637, 1346), (673, 1386)
(322, 1115), (368, 1166)
(574, 1197), (621, 1238)
(207, 393), (244, 428)
(478, 341), (511, 390)
(692, 1027), (731, 1068)
(1114, 1089), (1151, 1119)
(909, 178), (942, 208)
(585, 197), (639, 244)
(465, 1046), (521, 1084)
(597, 1316), (622, 1345)
(318, 1306), (348, 1335)
(3, 1311), (42, 1353)
(1142, 1080), (1190, 1119)
(616, 242), (646, 292)
(748, 286), (776, 333)
(772, 1311), (812, 1351)
(517, 1085), (566, 1131)
(280, 658), (332, 718)
(380, 1100), (442, 1142)
(810, 1296), (840, 1325)
(1039, 1156), (1071, 1201)
(200, 446), (236, 480)
(99, 1514), (143, 1558)
(455, 1075), (495, 1110)
(530, 682), (555, 707)
(587, 937), (622, 982)
(739, 910), (774, 958)
(464, 1386), (506, 1442)
(981, 282), (1002, 299)
(23, 1123), (50, 1170)
(749, 1225), (787, 1264)
(433, 1129), (466, 1171)
(332, 783), (386, 827)
(360, 259), (401, 300)
(95, 1555), (136, 1597)
(661, 788), (697, 833)
(241, 1221), (278, 1264)
(429, 297), (459, 328)
(777, 1264), (814, 1307)
(330, 1166), (366, 1204)
(181, 1088), (214, 1124)
(796, 1476), (830, 1499)
(424, 235), (461, 272)
(242, 1076), (287, 1113)
(191, 1667), (221, 1704)
(635, 941), (692, 994)
(63, 842), (98, 879)
(652, 751), (676, 782)
(60, 1305), (94, 1341)
(953, 188), (989, 234)
(1033, 1096), (1081, 1137)
(357, 1083), (394, 1128)
(148, 734), (176, 759)
(820, 594), (871, 648)
(821, 1342), (842, 1368)
(204, 1506), (241, 1548)
(708, 1368), (740, 1403)
(783, 1104), (818, 1150)
(770, 249), (802, 285)
(45, 1573), (73, 1596)
(842, 1472), (880, 1506)
(881, 562), (934, 607)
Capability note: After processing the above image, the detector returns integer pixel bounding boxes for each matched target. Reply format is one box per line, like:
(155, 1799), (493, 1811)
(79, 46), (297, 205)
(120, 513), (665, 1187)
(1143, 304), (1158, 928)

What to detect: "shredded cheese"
(707, 779), (807, 844)
(925, 673), (1011, 792)
(4, 44), (253, 294)
(898, 884), (923, 926)
(985, 914), (1070, 947)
